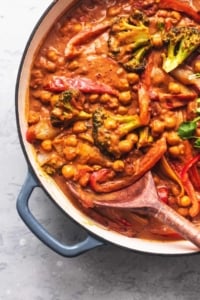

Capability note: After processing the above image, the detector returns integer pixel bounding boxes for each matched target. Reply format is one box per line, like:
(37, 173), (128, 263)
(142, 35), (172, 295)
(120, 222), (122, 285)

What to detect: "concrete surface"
(1, 1), (200, 299)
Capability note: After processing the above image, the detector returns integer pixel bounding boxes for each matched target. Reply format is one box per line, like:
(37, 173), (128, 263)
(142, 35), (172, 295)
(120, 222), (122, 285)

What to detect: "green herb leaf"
(194, 138), (200, 148)
(177, 121), (197, 139)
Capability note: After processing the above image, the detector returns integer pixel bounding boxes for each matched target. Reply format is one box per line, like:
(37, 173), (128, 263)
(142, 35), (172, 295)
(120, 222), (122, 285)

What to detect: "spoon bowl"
(67, 172), (200, 249)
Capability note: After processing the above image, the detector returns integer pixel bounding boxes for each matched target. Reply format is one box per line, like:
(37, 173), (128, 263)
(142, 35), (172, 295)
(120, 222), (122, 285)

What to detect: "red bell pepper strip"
(150, 225), (182, 239)
(26, 127), (36, 143)
(169, 158), (200, 217)
(178, 153), (200, 217)
(64, 22), (111, 58)
(180, 153), (200, 182)
(159, 0), (200, 23)
(157, 185), (169, 204)
(88, 137), (167, 193)
(89, 168), (114, 191)
(182, 141), (200, 191)
(44, 76), (119, 96)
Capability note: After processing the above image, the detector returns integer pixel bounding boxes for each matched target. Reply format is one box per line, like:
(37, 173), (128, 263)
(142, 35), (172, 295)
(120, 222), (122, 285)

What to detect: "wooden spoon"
(67, 172), (200, 249)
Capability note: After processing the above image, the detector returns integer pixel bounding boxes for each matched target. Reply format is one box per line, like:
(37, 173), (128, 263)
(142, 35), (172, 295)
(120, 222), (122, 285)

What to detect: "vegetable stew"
(26, 0), (200, 240)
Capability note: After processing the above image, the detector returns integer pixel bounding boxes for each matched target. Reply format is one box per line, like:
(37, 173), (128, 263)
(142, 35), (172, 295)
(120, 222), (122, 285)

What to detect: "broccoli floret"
(162, 26), (200, 73)
(92, 108), (141, 158)
(50, 89), (91, 127)
(108, 10), (151, 73)
(123, 45), (151, 73)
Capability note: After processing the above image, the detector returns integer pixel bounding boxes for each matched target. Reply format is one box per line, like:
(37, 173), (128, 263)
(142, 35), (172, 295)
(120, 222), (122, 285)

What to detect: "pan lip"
(15, 1), (200, 257)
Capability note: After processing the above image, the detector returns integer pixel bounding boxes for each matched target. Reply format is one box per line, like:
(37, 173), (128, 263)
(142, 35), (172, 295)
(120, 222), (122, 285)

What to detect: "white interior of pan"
(17, 0), (200, 255)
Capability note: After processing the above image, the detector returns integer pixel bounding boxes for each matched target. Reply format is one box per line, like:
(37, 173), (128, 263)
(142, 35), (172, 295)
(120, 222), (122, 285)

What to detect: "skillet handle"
(16, 170), (104, 257)
(151, 200), (200, 249)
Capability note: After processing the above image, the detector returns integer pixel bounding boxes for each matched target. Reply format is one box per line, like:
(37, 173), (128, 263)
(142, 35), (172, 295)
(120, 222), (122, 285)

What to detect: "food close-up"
(25, 0), (200, 243)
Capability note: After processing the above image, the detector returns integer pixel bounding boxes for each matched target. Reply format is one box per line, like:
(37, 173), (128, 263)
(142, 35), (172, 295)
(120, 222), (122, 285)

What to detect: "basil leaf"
(177, 121), (197, 139)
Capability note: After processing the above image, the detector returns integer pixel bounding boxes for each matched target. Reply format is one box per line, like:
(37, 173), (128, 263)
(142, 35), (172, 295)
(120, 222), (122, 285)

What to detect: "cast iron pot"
(16, 0), (200, 256)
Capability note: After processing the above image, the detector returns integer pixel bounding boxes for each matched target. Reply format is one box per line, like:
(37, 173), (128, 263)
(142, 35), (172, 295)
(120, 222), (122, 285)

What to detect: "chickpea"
(177, 207), (189, 217)
(67, 60), (79, 71)
(117, 78), (129, 91)
(60, 23), (82, 36)
(194, 60), (200, 73)
(164, 116), (177, 130)
(46, 48), (58, 62)
(118, 139), (133, 153)
(31, 69), (43, 79)
(170, 11), (181, 21)
(112, 160), (125, 172)
(127, 73), (139, 85)
(127, 133), (138, 145)
(62, 164), (76, 179)
(50, 94), (59, 107)
(28, 111), (40, 124)
(65, 135), (78, 146)
(151, 119), (165, 135)
(44, 60), (57, 72)
(57, 57), (65, 66)
(107, 6), (121, 17)
(79, 173), (90, 187)
(104, 118), (118, 130)
(72, 121), (87, 133)
(119, 91), (132, 105)
(196, 127), (200, 137)
(88, 94), (99, 103)
(168, 146), (180, 157)
(71, 23), (82, 33)
(168, 82), (181, 94)
(40, 91), (52, 104)
(63, 146), (77, 161)
(166, 131), (181, 146)
(178, 195), (192, 207)
(107, 97), (119, 109)
(41, 139), (52, 152)
(117, 106), (128, 115)
(168, 144), (184, 157)
(151, 33), (163, 48)
(33, 90), (52, 104)
(100, 93), (111, 104)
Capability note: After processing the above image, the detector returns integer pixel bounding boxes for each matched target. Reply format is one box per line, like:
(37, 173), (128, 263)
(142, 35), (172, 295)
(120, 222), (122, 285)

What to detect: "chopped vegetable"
(159, 0), (200, 23)
(45, 76), (119, 96)
(178, 116), (200, 147)
(92, 108), (141, 158)
(50, 89), (91, 127)
(162, 27), (200, 73)
(108, 10), (151, 72)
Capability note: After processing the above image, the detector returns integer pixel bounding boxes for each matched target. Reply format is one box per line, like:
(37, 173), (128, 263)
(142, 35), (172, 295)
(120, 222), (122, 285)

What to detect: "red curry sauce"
(27, 0), (200, 239)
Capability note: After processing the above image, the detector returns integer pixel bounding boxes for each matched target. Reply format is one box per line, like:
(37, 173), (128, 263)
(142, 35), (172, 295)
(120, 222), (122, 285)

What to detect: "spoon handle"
(150, 201), (200, 249)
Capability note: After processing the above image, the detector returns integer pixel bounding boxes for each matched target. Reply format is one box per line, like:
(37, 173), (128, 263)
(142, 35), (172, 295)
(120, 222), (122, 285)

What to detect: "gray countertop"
(1, 1), (200, 299)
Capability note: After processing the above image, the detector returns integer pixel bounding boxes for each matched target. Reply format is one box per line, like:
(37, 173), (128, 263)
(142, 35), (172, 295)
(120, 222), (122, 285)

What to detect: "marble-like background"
(1, 1), (200, 299)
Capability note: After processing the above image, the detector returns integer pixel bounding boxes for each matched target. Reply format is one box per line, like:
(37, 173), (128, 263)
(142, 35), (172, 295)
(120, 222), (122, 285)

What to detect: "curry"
(26, 0), (200, 239)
